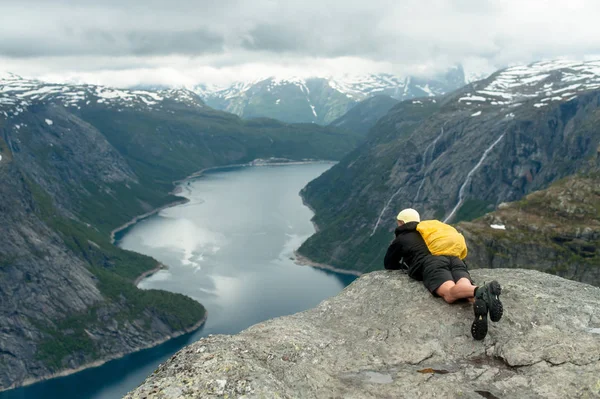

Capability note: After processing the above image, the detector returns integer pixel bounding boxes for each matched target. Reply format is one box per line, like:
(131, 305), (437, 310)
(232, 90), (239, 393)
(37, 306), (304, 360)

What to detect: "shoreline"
(133, 263), (168, 286)
(1, 314), (207, 393)
(109, 199), (190, 244)
(172, 158), (334, 186)
(293, 252), (363, 277)
(299, 190), (321, 233)
(295, 177), (363, 277)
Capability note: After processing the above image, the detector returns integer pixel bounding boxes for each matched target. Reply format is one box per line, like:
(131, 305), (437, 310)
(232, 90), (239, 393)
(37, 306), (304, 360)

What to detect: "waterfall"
(443, 133), (506, 223)
(370, 186), (404, 236)
(413, 123), (447, 204)
(370, 123), (447, 237)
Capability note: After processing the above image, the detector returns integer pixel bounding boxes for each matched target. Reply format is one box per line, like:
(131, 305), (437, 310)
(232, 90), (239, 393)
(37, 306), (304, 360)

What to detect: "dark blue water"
(2, 163), (356, 399)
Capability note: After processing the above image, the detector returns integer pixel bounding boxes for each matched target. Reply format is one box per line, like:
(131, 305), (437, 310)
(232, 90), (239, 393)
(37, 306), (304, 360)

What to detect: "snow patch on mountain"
(0, 74), (204, 119)
(460, 60), (600, 107)
(326, 74), (408, 100)
(197, 71), (463, 106)
(416, 84), (434, 97)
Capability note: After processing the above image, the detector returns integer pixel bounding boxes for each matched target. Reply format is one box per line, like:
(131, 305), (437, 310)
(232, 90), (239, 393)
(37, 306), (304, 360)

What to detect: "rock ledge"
(126, 269), (600, 399)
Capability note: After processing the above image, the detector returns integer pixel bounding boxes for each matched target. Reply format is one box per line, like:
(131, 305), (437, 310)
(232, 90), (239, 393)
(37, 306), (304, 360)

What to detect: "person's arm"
(384, 240), (404, 270)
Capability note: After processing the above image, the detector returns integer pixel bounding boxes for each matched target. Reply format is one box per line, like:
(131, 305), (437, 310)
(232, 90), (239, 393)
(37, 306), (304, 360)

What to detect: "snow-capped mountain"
(457, 59), (600, 111)
(195, 66), (466, 125)
(0, 72), (204, 119)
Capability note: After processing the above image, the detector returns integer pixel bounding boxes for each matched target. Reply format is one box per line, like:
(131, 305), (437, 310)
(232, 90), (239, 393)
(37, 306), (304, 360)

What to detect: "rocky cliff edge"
(125, 269), (600, 398)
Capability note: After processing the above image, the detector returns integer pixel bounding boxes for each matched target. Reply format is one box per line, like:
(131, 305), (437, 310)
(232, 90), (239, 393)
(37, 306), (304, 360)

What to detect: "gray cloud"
(241, 24), (304, 53)
(2, 0), (600, 85)
(109, 29), (225, 56)
(0, 28), (225, 57)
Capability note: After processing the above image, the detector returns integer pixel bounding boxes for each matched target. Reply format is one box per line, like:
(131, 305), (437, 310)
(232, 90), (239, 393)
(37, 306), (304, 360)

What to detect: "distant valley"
(0, 73), (359, 391)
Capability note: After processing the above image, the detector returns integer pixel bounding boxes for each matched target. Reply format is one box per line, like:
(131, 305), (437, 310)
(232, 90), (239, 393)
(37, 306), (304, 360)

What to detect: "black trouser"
(422, 255), (472, 294)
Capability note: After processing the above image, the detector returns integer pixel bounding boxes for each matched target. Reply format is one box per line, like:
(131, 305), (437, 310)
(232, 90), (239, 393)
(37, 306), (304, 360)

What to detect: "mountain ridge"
(194, 67), (467, 125)
(0, 73), (205, 119)
(329, 95), (400, 135)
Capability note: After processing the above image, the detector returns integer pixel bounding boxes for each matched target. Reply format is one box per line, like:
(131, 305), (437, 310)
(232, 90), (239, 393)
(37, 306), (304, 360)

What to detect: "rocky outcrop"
(125, 269), (600, 398)
(458, 166), (600, 287)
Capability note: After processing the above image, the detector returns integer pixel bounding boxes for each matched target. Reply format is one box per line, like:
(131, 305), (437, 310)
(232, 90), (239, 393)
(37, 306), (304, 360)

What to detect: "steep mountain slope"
(329, 95), (400, 135)
(0, 107), (207, 392)
(196, 67), (465, 125)
(0, 75), (360, 391)
(298, 60), (600, 275)
(457, 158), (600, 286)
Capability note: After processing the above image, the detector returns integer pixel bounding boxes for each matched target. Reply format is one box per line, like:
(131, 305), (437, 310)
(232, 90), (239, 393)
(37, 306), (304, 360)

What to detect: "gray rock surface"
(125, 269), (600, 398)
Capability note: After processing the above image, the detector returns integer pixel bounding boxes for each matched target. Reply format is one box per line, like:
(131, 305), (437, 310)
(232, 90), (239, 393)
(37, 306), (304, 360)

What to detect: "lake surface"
(2, 163), (356, 399)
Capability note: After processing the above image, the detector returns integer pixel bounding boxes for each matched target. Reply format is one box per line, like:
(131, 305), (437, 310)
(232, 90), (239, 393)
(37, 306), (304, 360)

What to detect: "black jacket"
(384, 221), (431, 280)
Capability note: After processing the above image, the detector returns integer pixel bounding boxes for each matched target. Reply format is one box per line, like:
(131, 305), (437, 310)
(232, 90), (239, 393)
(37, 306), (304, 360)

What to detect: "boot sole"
(487, 281), (503, 323)
(471, 298), (488, 340)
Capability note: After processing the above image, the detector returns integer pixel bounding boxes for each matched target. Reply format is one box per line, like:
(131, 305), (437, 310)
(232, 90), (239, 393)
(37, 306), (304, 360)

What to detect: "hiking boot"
(471, 297), (488, 340)
(476, 281), (503, 323)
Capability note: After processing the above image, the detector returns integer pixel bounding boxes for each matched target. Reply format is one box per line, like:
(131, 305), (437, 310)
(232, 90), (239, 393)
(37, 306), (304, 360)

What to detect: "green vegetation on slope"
(0, 136), (13, 163)
(457, 163), (600, 285)
(34, 309), (99, 370)
(298, 100), (443, 272)
(77, 104), (361, 190)
(54, 103), (362, 238)
(27, 175), (206, 370)
(454, 199), (496, 223)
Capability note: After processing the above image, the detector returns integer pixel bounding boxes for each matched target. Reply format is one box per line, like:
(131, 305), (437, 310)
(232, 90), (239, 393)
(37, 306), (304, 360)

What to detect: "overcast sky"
(1, 0), (600, 87)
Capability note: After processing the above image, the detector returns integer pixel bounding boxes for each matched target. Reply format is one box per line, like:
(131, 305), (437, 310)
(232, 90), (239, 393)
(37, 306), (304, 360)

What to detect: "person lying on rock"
(383, 208), (503, 340)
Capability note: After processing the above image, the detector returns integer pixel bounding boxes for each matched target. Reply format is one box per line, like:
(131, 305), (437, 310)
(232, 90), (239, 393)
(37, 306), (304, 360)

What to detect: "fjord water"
(3, 163), (356, 399)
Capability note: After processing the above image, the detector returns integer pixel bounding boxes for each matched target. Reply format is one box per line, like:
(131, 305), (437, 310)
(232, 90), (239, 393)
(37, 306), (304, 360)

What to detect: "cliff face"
(298, 60), (600, 274)
(458, 161), (600, 287)
(0, 105), (207, 390)
(125, 269), (600, 399)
